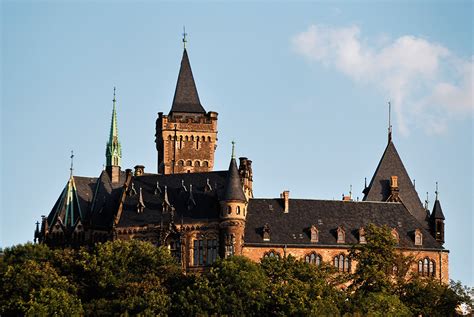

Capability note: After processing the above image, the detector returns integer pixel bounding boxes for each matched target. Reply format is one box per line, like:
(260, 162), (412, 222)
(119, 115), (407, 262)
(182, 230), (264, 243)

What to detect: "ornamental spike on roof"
(106, 87), (122, 167)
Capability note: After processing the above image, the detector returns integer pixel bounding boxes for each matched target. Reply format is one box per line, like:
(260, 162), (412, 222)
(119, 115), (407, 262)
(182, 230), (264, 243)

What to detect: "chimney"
(281, 190), (290, 213)
(134, 165), (145, 176)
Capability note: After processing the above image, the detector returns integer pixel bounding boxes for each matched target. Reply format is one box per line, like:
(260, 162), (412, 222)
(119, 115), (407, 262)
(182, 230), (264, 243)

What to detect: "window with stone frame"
(417, 257), (436, 277)
(359, 227), (366, 244)
(263, 223), (270, 241)
(414, 229), (423, 246)
(193, 238), (218, 266)
(263, 250), (281, 259)
(337, 226), (345, 244)
(169, 238), (182, 263)
(305, 252), (322, 265)
(310, 225), (319, 243)
(391, 228), (400, 244)
(333, 254), (351, 272)
(225, 234), (235, 258)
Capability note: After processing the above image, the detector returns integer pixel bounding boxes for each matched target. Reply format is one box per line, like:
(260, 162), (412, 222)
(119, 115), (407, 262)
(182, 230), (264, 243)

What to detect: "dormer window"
(337, 226), (345, 244)
(391, 228), (399, 244)
(359, 227), (366, 244)
(263, 223), (270, 241)
(414, 229), (423, 246)
(310, 225), (319, 243)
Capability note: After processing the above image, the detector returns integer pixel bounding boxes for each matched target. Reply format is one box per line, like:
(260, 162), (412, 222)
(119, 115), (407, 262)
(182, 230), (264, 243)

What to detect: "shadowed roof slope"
(169, 49), (206, 114)
(431, 199), (445, 220)
(363, 141), (428, 228)
(245, 198), (442, 249)
(222, 158), (247, 202)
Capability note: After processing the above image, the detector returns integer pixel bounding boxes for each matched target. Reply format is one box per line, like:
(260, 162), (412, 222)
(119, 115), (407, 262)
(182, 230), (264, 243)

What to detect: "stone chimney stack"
(281, 190), (290, 213)
(134, 165), (145, 176)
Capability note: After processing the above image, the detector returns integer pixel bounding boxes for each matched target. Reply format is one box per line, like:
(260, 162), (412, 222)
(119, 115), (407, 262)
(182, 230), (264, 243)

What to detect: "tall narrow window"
(179, 136), (183, 149)
(236, 206), (241, 215)
(337, 226), (345, 244)
(334, 254), (351, 272)
(305, 252), (321, 265)
(263, 250), (280, 259)
(310, 225), (319, 243)
(169, 239), (182, 263)
(196, 136), (200, 149)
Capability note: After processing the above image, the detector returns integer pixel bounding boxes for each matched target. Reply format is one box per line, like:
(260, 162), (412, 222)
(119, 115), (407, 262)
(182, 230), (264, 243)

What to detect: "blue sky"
(1, 1), (472, 285)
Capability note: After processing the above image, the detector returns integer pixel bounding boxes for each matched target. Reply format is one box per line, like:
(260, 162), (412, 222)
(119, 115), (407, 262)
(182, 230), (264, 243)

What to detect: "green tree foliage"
(1, 235), (471, 316)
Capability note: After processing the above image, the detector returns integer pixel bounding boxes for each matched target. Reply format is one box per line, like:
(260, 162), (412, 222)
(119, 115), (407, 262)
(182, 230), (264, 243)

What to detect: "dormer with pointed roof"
(430, 184), (445, 244)
(155, 47), (218, 175)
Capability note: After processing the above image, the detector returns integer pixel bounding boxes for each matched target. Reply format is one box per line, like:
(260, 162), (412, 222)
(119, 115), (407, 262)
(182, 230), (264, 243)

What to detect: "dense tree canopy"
(0, 227), (471, 316)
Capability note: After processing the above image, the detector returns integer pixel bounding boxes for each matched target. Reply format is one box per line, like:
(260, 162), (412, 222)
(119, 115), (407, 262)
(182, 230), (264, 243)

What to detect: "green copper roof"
(48, 175), (83, 230)
(106, 88), (122, 167)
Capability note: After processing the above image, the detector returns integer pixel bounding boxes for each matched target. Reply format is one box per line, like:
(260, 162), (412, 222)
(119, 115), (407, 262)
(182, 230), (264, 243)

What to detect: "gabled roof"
(47, 176), (84, 230)
(169, 49), (206, 115)
(363, 141), (428, 228)
(244, 199), (442, 249)
(222, 158), (247, 202)
(430, 199), (445, 220)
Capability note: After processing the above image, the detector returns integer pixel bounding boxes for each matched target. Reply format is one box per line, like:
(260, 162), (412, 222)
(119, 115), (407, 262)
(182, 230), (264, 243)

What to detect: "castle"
(34, 46), (448, 282)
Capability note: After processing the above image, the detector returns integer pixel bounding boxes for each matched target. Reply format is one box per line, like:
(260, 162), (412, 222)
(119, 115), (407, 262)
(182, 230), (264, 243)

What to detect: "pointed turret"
(363, 140), (428, 228)
(222, 143), (246, 202)
(169, 49), (206, 115)
(106, 87), (122, 183)
(430, 183), (445, 244)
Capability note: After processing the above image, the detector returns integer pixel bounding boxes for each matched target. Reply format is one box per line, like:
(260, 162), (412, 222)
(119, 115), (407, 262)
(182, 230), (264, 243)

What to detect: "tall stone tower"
(106, 87), (122, 183)
(155, 48), (218, 174)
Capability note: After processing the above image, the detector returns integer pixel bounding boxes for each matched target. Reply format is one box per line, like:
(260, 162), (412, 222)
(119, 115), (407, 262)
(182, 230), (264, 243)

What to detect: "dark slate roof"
(47, 176), (89, 229)
(222, 158), (247, 202)
(88, 170), (127, 229)
(169, 49), (206, 114)
(118, 171), (227, 227)
(363, 141), (428, 228)
(430, 199), (445, 220)
(245, 198), (442, 249)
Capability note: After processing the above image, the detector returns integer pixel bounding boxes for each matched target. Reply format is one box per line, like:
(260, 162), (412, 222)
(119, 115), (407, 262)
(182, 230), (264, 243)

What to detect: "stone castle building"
(35, 46), (448, 282)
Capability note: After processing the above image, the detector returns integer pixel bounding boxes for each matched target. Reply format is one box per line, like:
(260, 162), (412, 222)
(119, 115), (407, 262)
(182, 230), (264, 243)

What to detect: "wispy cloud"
(292, 24), (473, 135)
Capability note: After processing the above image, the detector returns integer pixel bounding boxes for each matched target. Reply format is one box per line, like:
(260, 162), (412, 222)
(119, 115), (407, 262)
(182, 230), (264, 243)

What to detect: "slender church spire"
(388, 101), (393, 143)
(106, 87), (122, 183)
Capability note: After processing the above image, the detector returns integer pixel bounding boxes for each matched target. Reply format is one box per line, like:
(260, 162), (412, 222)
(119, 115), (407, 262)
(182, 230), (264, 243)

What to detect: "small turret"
(219, 142), (248, 257)
(430, 183), (445, 244)
(106, 87), (122, 183)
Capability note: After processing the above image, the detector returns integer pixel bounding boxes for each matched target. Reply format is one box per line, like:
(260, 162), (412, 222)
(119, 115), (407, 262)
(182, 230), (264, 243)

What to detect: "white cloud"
(292, 24), (473, 135)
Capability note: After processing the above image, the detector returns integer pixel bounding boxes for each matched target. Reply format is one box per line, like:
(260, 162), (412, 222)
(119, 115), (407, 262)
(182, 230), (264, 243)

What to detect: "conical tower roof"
(169, 49), (206, 114)
(222, 158), (246, 202)
(431, 199), (445, 220)
(363, 140), (427, 226)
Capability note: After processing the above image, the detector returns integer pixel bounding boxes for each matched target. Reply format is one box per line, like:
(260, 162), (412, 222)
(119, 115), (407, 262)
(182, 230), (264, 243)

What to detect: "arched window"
(195, 161), (201, 167)
(196, 136), (200, 149)
(236, 206), (241, 215)
(227, 206), (232, 215)
(263, 250), (281, 259)
(178, 160), (184, 166)
(305, 252), (322, 265)
(207, 136), (211, 142)
(168, 135), (172, 141)
(185, 135), (189, 141)
(186, 160), (192, 166)
(179, 136), (183, 149)
(418, 257), (436, 276)
(203, 161), (209, 167)
(334, 254), (351, 272)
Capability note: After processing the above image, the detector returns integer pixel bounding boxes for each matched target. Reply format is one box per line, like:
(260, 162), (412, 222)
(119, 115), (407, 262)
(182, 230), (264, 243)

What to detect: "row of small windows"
(168, 135), (212, 150)
(222, 205), (246, 217)
(263, 251), (351, 272)
(177, 160), (210, 167)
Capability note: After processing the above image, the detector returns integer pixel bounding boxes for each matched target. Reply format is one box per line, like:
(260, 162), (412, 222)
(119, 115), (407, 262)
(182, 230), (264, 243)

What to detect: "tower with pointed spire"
(430, 182), (445, 244)
(155, 45), (218, 174)
(106, 87), (122, 183)
(219, 143), (248, 257)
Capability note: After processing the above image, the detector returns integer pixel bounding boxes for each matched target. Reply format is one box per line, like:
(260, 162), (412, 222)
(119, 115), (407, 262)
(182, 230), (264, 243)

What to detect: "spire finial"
(424, 191), (429, 210)
(182, 26), (188, 49)
(435, 182), (439, 200)
(231, 140), (235, 159)
(70, 150), (74, 177)
(113, 86), (116, 104)
(388, 101), (393, 143)
(349, 184), (352, 199)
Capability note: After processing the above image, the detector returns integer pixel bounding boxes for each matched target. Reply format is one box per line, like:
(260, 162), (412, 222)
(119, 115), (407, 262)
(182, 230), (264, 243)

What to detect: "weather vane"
(231, 140), (235, 159)
(388, 101), (392, 142)
(182, 26), (188, 49)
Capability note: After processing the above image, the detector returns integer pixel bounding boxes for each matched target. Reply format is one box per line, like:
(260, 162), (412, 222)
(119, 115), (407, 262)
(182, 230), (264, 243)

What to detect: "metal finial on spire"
(425, 191), (429, 210)
(388, 101), (393, 143)
(349, 184), (352, 199)
(435, 182), (439, 200)
(70, 150), (74, 177)
(113, 86), (116, 103)
(231, 140), (235, 159)
(182, 26), (188, 49)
